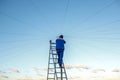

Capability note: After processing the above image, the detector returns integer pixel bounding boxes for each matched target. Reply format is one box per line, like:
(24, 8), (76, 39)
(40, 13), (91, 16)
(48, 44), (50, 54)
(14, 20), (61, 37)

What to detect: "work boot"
(59, 64), (62, 68)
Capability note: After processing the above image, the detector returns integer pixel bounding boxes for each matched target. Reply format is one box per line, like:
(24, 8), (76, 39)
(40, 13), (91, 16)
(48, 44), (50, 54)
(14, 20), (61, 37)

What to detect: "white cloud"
(32, 67), (44, 76)
(1, 75), (9, 78)
(64, 64), (90, 70)
(112, 69), (120, 72)
(92, 69), (105, 73)
(72, 65), (89, 69)
(1, 65), (120, 80)
(10, 68), (20, 73)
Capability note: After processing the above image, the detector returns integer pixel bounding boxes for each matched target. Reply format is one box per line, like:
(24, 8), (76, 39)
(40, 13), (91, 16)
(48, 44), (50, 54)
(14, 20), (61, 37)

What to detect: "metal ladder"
(47, 40), (68, 80)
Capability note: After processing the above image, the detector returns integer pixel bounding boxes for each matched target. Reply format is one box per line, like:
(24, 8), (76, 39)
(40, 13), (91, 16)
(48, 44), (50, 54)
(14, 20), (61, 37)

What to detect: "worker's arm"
(64, 40), (66, 44)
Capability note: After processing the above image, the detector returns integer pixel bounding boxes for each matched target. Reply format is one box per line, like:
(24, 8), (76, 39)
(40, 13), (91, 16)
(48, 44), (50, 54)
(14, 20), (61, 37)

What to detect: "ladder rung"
(51, 46), (56, 47)
(48, 78), (54, 79)
(52, 52), (57, 53)
(48, 68), (54, 69)
(55, 66), (65, 68)
(53, 57), (57, 59)
(48, 73), (54, 74)
(50, 57), (58, 59)
(56, 71), (65, 73)
(51, 47), (55, 48)
(50, 58), (57, 59)
(49, 63), (54, 64)
(56, 72), (65, 73)
(51, 42), (56, 44)
(52, 54), (57, 55)
(49, 63), (58, 64)
(57, 77), (67, 78)
(51, 48), (55, 50)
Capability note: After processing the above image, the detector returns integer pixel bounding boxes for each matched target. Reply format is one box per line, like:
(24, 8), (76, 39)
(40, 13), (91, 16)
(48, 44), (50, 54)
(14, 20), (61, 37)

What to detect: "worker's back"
(56, 38), (65, 49)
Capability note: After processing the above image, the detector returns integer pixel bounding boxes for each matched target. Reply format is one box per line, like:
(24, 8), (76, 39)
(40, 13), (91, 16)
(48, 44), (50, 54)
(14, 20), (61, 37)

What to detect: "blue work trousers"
(56, 49), (64, 65)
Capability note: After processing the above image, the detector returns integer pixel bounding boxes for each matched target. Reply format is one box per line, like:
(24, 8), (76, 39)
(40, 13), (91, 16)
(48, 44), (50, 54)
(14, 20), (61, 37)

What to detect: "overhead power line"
(79, 19), (120, 33)
(80, 0), (117, 24)
(0, 11), (41, 31)
(62, 0), (70, 27)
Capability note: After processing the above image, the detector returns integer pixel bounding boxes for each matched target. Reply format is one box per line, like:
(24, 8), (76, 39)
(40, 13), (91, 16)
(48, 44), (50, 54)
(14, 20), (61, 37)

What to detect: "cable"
(0, 38), (46, 43)
(77, 19), (120, 34)
(62, 0), (70, 27)
(30, 0), (53, 27)
(0, 10), (53, 37)
(30, 0), (48, 21)
(0, 0), (119, 52)
(0, 11), (41, 32)
(79, 0), (117, 25)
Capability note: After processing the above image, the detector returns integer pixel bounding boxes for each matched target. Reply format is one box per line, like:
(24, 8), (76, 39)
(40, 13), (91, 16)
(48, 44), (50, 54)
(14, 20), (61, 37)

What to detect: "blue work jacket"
(56, 38), (66, 49)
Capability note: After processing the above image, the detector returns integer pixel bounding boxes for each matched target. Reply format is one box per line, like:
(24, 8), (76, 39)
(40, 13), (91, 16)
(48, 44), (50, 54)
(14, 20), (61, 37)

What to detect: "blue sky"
(0, 0), (120, 79)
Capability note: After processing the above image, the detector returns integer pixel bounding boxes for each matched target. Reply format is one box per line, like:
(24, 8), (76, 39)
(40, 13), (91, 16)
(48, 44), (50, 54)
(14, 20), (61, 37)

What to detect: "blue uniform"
(56, 38), (65, 49)
(56, 38), (66, 65)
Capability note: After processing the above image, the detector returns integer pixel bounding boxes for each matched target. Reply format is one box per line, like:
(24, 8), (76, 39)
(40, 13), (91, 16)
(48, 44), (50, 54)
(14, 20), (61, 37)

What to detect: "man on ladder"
(56, 35), (66, 67)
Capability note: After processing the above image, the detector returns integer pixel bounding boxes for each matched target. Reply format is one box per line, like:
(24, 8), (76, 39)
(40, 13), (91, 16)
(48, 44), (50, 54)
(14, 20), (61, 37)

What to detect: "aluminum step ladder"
(47, 40), (68, 80)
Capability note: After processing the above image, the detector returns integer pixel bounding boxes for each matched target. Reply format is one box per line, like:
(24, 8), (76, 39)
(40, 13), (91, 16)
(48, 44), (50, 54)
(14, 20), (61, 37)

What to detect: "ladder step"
(57, 77), (67, 78)
(51, 46), (56, 47)
(53, 58), (58, 59)
(48, 73), (54, 74)
(52, 53), (57, 55)
(52, 54), (57, 55)
(56, 67), (64, 68)
(48, 78), (54, 79)
(51, 49), (55, 50)
(49, 63), (59, 64)
(49, 63), (55, 64)
(52, 49), (56, 51)
(50, 58), (58, 59)
(48, 68), (54, 69)
(56, 72), (66, 73)
(50, 43), (56, 44)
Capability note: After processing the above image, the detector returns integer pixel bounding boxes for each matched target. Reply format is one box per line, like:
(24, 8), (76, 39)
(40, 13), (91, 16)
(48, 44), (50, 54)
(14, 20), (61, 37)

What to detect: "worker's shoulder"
(56, 38), (65, 41)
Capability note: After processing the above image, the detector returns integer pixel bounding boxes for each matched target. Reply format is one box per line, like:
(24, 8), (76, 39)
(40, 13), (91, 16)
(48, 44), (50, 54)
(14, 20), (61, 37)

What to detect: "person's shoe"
(59, 64), (62, 68)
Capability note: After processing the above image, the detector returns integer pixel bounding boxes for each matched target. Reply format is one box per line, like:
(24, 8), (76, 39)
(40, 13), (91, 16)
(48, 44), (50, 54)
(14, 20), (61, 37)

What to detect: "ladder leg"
(61, 67), (63, 80)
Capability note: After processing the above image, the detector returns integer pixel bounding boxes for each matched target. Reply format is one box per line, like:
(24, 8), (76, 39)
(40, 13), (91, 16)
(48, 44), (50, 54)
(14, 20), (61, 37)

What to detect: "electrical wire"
(79, 0), (117, 25)
(62, 0), (70, 27)
(75, 19), (120, 35)
(0, 0), (120, 51)
(0, 11), (41, 32)
(0, 0), (71, 43)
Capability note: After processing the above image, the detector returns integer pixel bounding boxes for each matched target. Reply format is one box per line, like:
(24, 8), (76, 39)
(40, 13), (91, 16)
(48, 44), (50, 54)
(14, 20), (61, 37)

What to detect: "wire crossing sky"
(0, 0), (120, 80)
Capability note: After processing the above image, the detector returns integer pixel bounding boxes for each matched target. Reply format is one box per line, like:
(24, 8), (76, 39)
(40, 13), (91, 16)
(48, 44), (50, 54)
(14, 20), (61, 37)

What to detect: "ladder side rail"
(52, 50), (57, 80)
(51, 44), (60, 80)
(51, 41), (56, 80)
(51, 41), (60, 80)
(51, 41), (58, 80)
(61, 67), (63, 80)
(47, 40), (56, 80)
(54, 52), (59, 80)
(47, 41), (52, 80)
(63, 63), (68, 80)
(52, 48), (58, 80)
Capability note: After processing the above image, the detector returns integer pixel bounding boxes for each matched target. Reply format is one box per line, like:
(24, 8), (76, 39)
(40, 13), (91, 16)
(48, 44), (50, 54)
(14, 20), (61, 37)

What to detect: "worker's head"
(59, 35), (63, 38)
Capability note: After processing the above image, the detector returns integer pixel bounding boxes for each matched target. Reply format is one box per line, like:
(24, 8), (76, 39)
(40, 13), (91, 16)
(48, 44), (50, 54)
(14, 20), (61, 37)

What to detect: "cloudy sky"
(0, 0), (120, 80)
